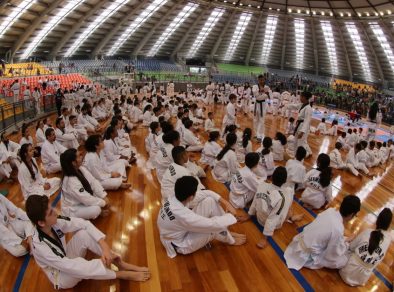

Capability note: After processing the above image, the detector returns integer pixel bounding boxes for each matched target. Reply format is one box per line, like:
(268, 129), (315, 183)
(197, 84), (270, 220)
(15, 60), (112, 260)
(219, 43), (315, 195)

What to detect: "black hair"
(261, 136), (273, 155)
(150, 121), (159, 133)
(162, 130), (180, 144)
(275, 132), (287, 146)
(355, 142), (362, 153)
(85, 134), (102, 152)
(369, 140), (375, 148)
(289, 117), (295, 123)
(19, 143), (38, 180)
(160, 121), (174, 134)
(335, 142), (343, 150)
(245, 152), (260, 169)
(217, 133), (237, 161)
(60, 149), (93, 195)
(45, 128), (54, 138)
(360, 140), (368, 149)
(317, 153), (332, 188)
(341, 132), (346, 138)
(321, 118), (326, 123)
(174, 176), (198, 202)
(229, 93), (237, 101)
(223, 124), (237, 135)
(208, 131), (220, 142)
(25, 195), (49, 226)
(242, 128), (252, 148)
(184, 119), (193, 129)
(339, 195), (361, 218)
(295, 146), (307, 161)
(143, 104), (152, 113)
(55, 117), (63, 127)
(104, 126), (116, 140)
(272, 166), (287, 187)
(368, 208), (392, 255)
(172, 146), (186, 164)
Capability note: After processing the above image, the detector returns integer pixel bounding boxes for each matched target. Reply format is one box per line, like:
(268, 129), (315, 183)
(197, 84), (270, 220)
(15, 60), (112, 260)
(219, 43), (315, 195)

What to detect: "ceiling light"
(223, 0), (227, 2)
(380, 11), (384, 16)
(340, 12), (344, 17)
(387, 10), (392, 15)
(321, 11), (325, 16)
(306, 10), (309, 14)
(232, 1), (235, 4)
(248, 4), (251, 7)
(366, 12), (369, 16)
(277, 8), (280, 12)
(288, 8), (292, 13)
(347, 12), (351, 16)
(375, 12), (378, 16)
(269, 7), (272, 10)
(312, 11), (316, 15)
(257, 5), (260, 8)
(357, 12), (361, 17)
(297, 9), (301, 13)
(239, 3), (243, 6)
(330, 12), (333, 16)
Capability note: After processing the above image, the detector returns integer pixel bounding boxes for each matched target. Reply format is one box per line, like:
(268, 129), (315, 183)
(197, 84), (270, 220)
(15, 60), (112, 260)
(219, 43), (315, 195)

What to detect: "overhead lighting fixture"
(340, 12), (344, 17)
(330, 12), (333, 16)
(297, 9), (301, 13)
(375, 12), (378, 16)
(380, 11), (384, 16)
(347, 12), (351, 17)
(257, 6), (260, 8)
(366, 12), (370, 16)
(288, 8), (292, 13)
(223, 12), (252, 60)
(357, 12), (361, 17)
(223, 0), (227, 2)
(269, 7), (272, 10)
(277, 8), (280, 12)
(387, 10), (392, 15)
(312, 11), (316, 15)
(239, 3), (243, 6)
(306, 10), (310, 14)
(321, 11), (325, 16)
(248, 4), (251, 7)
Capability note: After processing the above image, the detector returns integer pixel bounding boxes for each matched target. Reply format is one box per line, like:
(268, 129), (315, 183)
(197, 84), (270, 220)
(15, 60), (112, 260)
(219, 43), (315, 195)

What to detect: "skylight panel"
(187, 7), (224, 58)
(147, 2), (198, 57)
(294, 18), (305, 69)
(20, 0), (86, 59)
(320, 20), (339, 75)
(0, 0), (36, 38)
(345, 22), (373, 82)
(106, 0), (167, 56)
(261, 15), (278, 64)
(370, 22), (394, 72)
(223, 12), (252, 61)
(65, 0), (130, 57)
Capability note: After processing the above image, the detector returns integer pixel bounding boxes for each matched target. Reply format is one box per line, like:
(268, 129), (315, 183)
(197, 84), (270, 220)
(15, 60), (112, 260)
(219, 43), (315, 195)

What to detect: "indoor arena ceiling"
(1, 0), (394, 84)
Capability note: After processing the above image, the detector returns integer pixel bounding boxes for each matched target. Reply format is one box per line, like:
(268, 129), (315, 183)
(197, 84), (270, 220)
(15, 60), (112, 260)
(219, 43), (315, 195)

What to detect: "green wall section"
(217, 63), (264, 74)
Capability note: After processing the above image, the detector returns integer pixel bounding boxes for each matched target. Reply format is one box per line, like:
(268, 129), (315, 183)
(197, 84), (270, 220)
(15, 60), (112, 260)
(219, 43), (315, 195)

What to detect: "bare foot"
(256, 238), (268, 249)
(290, 214), (304, 222)
(233, 236), (246, 245)
(230, 232), (246, 239)
(120, 183), (131, 189)
(112, 257), (150, 272)
(116, 270), (151, 282)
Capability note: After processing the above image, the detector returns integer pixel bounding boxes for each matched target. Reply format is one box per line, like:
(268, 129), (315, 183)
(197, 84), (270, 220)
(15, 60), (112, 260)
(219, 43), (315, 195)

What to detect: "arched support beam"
(10, 0), (64, 61)
(360, 22), (384, 83)
(50, 0), (110, 60)
(280, 15), (288, 70)
(91, 1), (146, 58)
(336, 21), (353, 81)
(132, 1), (183, 57)
(170, 5), (210, 60)
(209, 10), (236, 60)
(310, 17), (319, 75)
(245, 12), (263, 66)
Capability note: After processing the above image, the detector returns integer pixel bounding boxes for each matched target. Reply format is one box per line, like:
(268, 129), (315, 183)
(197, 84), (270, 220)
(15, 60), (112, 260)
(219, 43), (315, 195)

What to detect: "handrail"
(0, 95), (57, 132)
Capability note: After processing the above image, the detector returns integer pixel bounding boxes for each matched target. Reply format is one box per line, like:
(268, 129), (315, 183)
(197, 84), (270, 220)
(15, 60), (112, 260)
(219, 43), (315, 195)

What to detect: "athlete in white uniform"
(41, 128), (67, 174)
(157, 176), (246, 258)
(252, 75), (268, 140)
(284, 195), (361, 270)
(339, 208), (392, 287)
(25, 195), (150, 289)
(0, 195), (33, 257)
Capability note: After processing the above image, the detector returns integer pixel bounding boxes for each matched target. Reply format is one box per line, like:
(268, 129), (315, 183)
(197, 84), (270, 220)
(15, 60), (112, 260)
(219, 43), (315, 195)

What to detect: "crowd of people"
(0, 75), (392, 289)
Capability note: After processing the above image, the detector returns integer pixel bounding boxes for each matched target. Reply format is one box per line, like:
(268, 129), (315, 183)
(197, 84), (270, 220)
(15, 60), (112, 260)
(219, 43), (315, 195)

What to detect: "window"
(106, 0), (167, 56)
(261, 15), (278, 64)
(65, 0), (130, 57)
(0, 0), (36, 38)
(187, 7), (224, 58)
(320, 20), (339, 75)
(223, 12), (252, 61)
(345, 22), (372, 82)
(147, 2), (198, 57)
(20, 0), (86, 59)
(294, 18), (305, 69)
(370, 22), (394, 72)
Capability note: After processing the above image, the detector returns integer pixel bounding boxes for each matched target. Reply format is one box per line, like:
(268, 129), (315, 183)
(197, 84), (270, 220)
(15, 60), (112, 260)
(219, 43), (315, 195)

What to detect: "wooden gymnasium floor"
(1, 102), (393, 292)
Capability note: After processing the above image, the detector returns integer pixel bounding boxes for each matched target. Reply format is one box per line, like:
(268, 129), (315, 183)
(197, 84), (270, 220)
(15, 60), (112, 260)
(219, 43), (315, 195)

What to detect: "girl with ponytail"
(236, 128), (252, 163)
(340, 208), (392, 286)
(60, 148), (108, 219)
(301, 153), (333, 209)
(212, 133), (239, 185)
(17, 143), (61, 200)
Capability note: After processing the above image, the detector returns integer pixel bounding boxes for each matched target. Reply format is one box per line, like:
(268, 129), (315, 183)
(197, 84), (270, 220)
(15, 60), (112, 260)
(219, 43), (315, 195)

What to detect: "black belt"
(254, 100), (265, 117)
(294, 119), (304, 135)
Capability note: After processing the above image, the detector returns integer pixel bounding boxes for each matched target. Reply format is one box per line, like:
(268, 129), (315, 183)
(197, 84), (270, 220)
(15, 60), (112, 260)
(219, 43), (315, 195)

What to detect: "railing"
(0, 95), (57, 132)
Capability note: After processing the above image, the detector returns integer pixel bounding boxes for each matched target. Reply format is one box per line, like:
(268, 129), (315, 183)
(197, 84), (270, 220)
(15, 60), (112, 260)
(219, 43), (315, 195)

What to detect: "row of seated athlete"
(0, 86), (392, 289)
(0, 89), (158, 288)
(143, 92), (393, 288)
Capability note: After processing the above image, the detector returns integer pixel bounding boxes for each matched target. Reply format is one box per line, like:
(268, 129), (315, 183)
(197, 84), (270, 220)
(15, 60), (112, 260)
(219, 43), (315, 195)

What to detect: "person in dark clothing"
(55, 88), (64, 116)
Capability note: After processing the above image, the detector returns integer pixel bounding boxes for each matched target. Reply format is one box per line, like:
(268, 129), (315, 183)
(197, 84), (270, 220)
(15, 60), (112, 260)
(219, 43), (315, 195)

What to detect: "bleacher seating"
(0, 73), (92, 98)
(333, 78), (375, 92)
(41, 60), (127, 74)
(211, 74), (257, 84)
(2, 62), (51, 77)
(134, 59), (182, 72)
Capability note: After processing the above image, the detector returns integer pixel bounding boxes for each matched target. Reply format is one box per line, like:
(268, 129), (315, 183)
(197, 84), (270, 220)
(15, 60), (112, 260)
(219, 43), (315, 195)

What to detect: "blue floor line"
(293, 196), (393, 291)
(12, 191), (62, 292)
(245, 208), (314, 292)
